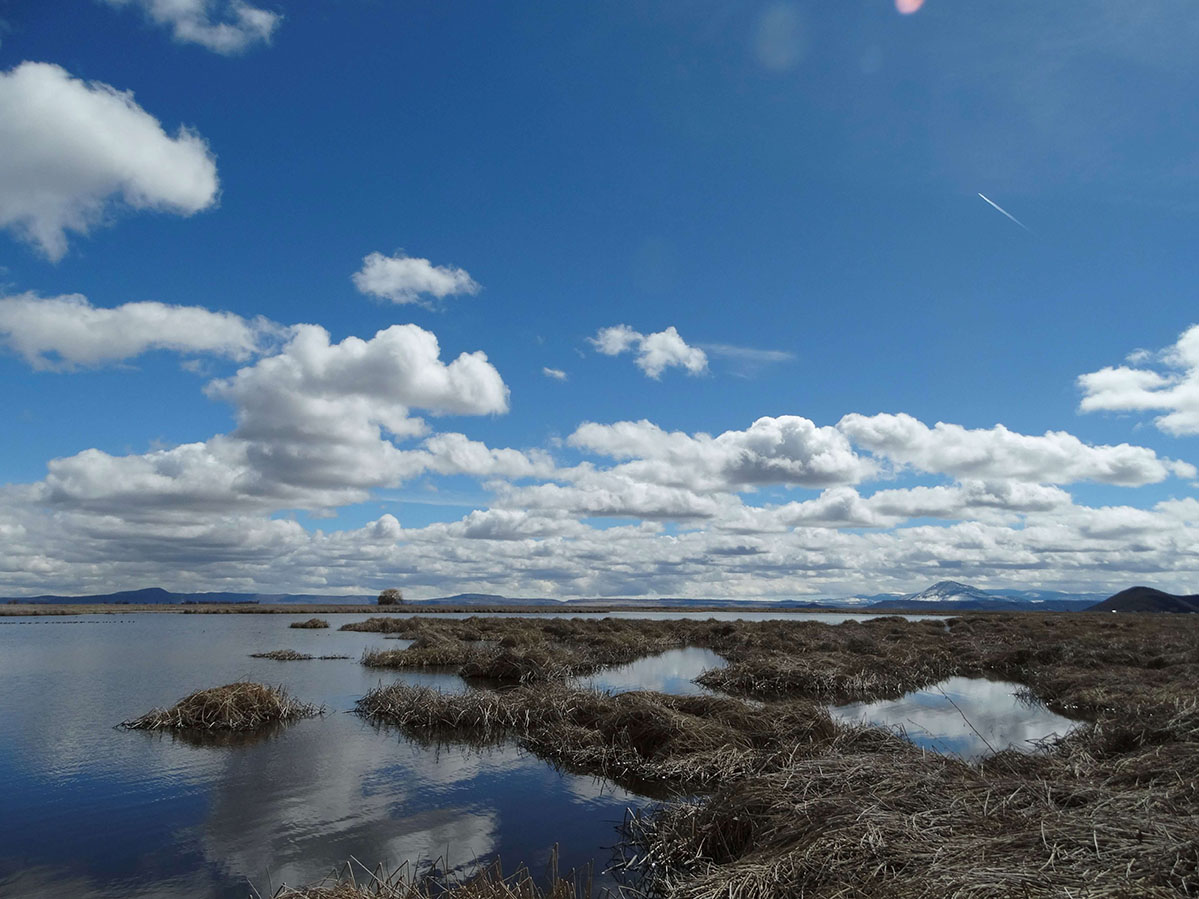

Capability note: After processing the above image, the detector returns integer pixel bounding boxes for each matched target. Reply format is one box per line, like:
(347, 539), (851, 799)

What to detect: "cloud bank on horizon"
(1, 4), (1197, 599)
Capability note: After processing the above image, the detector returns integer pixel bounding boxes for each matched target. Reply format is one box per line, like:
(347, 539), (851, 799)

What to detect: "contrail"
(977, 193), (1031, 233)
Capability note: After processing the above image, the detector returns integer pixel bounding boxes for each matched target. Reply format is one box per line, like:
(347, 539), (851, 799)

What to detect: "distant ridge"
(865, 580), (1101, 612)
(3, 581), (1104, 611)
(1087, 586), (1199, 614)
(1, 587), (374, 605)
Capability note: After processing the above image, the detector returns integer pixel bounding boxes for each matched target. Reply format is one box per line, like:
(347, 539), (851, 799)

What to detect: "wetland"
(1, 610), (1195, 897)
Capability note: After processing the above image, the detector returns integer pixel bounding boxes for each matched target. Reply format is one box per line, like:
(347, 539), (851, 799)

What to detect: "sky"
(1, 0), (1197, 600)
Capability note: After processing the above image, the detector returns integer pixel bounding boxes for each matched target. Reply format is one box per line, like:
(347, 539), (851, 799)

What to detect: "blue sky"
(1, 1), (1197, 599)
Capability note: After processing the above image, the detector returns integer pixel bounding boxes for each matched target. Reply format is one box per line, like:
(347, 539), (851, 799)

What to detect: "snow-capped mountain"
(859, 580), (1103, 611)
(899, 580), (996, 603)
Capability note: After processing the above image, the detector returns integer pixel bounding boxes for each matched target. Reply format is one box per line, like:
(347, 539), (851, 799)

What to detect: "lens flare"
(896, 0), (925, 13)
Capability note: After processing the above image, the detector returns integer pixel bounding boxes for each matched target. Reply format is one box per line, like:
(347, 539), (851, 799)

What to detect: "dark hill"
(1088, 586), (1199, 614)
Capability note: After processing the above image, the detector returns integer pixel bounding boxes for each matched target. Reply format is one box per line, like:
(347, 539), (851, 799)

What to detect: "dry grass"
(271, 851), (595, 899)
(120, 682), (321, 731)
(353, 613), (1199, 898)
(252, 649), (314, 661)
(358, 682), (834, 791)
(351, 617), (692, 683)
(291, 618), (330, 629)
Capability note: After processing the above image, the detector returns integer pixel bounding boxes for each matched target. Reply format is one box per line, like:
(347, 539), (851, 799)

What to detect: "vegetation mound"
(251, 649), (314, 661)
(121, 682), (320, 731)
(354, 613), (1199, 898)
(290, 618), (330, 628)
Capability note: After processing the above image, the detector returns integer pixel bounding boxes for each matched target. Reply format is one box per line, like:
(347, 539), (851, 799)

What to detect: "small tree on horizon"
(377, 587), (404, 606)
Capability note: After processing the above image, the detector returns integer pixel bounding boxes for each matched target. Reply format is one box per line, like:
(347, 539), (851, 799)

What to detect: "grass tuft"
(251, 649), (314, 661)
(290, 618), (330, 629)
(120, 682), (320, 731)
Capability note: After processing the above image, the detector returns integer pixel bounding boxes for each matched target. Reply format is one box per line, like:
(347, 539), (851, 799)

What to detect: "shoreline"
(0, 601), (959, 617)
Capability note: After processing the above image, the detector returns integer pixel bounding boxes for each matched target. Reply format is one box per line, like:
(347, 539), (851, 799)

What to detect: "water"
(575, 647), (726, 696)
(829, 676), (1081, 761)
(403, 610), (941, 623)
(0, 615), (646, 898)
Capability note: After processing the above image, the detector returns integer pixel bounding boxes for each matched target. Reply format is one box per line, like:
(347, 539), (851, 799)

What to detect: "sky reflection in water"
(830, 676), (1081, 761)
(0, 614), (641, 898)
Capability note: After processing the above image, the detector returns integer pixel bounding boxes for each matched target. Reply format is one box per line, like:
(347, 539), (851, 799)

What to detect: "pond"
(0, 615), (642, 898)
(829, 676), (1082, 761)
(574, 646), (726, 696)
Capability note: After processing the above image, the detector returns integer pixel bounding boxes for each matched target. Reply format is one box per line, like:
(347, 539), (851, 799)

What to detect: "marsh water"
(0, 612), (739, 898)
(830, 676), (1081, 760)
(0, 611), (1059, 898)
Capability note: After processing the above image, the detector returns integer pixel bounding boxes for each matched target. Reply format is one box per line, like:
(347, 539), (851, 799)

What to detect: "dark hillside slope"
(1088, 586), (1199, 613)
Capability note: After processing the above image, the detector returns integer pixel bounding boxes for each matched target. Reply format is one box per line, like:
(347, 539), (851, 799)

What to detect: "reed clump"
(273, 854), (592, 899)
(120, 682), (320, 731)
(357, 682), (834, 789)
(352, 612), (1199, 898)
(251, 649), (314, 661)
(620, 740), (1199, 899)
(290, 618), (330, 629)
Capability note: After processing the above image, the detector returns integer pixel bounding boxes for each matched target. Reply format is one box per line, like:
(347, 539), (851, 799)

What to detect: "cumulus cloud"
(590, 325), (708, 378)
(352, 252), (481, 306)
(0, 62), (218, 260)
(496, 471), (731, 521)
(101, 0), (280, 54)
(542, 367), (567, 381)
(39, 323), (516, 517)
(0, 292), (276, 369)
(10, 307), (1199, 599)
(837, 412), (1195, 486)
(570, 416), (876, 490)
(1077, 324), (1199, 436)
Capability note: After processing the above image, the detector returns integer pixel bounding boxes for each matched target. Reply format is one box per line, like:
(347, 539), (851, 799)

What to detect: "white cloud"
(700, 342), (795, 377)
(1078, 324), (1199, 436)
(837, 412), (1195, 486)
(8, 309), (1199, 599)
(0, 292), (276, 369)
(570, 416), (876, 490)
(590, 324), (708, 378)
(496, 471), (730, 521)
(352, 252), (481, 306)
(542, 367), (567, 381)
(38, 323), (516, 517)
(101, 0), (280, 54)
(0, 62), (218, 260)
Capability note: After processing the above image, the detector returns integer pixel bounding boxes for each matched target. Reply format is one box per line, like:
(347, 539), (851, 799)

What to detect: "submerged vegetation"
(354, 613), (1199, 897)
(252, 649), (314, 661)
(275, 854), (592, 899)
(121, 682), (321, 731)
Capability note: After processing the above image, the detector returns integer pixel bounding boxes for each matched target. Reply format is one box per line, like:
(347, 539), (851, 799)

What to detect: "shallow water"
(410, 609), (941, 623)
(575, 646), (726, 696)
(0, 615), (644, 898)
(829, 676), (1081, 760)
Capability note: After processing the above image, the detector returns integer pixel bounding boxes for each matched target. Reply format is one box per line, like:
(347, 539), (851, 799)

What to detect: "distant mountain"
(1088, 586), (1199, 614)
(866, 580), (1101, 612)
(2, 587), (374, 605)
(3, 581), (1105, 612)
(902, 580), (995, 603)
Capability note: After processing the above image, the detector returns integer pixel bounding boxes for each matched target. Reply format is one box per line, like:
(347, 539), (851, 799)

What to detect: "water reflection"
(575, 647), (726, 695)
(829, 676), (1080, 760)
(0, 615), (641, 898)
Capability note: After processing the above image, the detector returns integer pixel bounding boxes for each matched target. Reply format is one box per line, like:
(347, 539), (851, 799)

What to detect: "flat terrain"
(0, 602), (930, 617)
(345, 612), (1198, 898)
